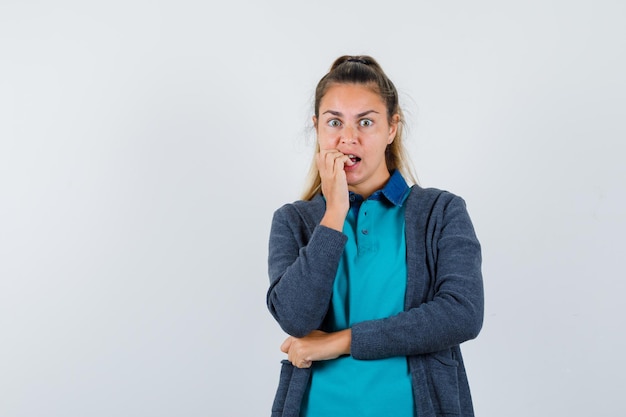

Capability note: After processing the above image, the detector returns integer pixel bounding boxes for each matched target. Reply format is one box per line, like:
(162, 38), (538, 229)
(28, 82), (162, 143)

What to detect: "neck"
(349, 171), (391, 199)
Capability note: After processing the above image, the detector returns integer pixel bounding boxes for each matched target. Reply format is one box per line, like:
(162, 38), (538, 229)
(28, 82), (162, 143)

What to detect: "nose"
(340, 126), (356, 144)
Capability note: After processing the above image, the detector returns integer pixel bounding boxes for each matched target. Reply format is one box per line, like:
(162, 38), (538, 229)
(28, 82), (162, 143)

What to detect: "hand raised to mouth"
(316, 148), (351, 231)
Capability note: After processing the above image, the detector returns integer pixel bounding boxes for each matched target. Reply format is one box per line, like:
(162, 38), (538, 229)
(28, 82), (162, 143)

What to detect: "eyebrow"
(322, 109), (380, 118)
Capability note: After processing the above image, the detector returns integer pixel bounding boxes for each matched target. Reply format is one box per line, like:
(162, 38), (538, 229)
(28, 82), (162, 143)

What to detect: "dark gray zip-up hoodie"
(267, 185), (483, 417)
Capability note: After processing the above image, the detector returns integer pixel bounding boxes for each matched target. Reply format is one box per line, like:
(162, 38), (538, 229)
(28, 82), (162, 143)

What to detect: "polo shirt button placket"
(360, 202), (369, 236)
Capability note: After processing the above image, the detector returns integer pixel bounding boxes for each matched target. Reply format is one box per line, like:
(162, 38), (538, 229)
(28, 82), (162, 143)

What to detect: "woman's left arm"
(350, 195), (484, 360)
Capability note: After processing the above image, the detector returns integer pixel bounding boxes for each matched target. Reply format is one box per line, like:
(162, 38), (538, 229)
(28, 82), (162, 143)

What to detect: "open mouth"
(347, 154), (362, 163)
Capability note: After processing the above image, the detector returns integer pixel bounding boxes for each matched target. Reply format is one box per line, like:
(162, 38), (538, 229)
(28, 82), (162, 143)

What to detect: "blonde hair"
(301, 55), (417, 201)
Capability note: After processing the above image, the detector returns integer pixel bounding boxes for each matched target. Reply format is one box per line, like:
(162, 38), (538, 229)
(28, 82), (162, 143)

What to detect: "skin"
(280, 83), (399, 368)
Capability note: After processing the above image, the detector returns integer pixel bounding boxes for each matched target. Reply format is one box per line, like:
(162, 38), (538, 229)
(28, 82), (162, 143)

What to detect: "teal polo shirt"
(301, 170), (414, 417)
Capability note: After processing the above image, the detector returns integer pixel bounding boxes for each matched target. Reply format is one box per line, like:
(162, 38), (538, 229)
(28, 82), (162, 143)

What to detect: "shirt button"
(361, 229), (368, 235)
(349, 195), (356, 202)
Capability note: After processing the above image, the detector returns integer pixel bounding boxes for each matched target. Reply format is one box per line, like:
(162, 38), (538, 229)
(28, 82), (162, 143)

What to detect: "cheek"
(316, 129), (337, 148)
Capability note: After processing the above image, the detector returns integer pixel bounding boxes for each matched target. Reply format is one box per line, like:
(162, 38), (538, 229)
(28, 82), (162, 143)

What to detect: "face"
(314, 83), (398, 197)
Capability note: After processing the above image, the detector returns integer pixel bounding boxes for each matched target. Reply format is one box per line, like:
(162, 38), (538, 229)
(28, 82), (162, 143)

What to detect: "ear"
(388, 114), (400, 144)
(312, 115), (318, 130)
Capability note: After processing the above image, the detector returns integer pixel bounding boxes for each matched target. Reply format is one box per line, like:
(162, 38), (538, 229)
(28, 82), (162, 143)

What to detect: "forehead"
(319, 83), (386, 113)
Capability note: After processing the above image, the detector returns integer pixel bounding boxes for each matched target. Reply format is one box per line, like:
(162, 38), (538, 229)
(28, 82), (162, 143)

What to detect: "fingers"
(298, 359), (312, 368)
(281, 336), (313, 368)
(280, 337), (292, 354)
(281, 331), (334, 369)
(316, 149), (350, 204)
(288, 342), (312, 368)
(317, 149), (350, 175)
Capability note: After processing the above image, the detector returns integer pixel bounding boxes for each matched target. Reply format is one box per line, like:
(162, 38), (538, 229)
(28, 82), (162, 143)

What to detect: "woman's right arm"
(267, 207), (347, 337)
(267, 149), (351, 337)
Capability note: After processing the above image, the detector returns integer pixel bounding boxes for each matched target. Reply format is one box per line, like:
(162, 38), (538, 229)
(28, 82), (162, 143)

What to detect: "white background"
(1, 1), (624, 416)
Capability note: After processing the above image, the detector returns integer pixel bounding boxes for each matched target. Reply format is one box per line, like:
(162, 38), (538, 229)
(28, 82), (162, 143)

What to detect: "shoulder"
(406, 184), (466, 211)
(404, 185), (476, 235)
(272, 194), (326, 231)
(274, 194), (325, 217)
(406, 184), (479, 245)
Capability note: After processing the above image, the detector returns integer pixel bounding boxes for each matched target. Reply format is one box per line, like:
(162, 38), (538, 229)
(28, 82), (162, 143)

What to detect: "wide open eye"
(327, 119), (341, 128)
(359, 118), (373, 127)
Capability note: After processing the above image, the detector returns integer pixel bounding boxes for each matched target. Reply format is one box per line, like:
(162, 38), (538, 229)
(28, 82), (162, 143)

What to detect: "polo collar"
(349, 170), (410, 207)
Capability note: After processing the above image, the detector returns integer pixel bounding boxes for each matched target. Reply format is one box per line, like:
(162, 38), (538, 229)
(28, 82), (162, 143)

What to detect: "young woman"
(266, 55), (483, 417)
